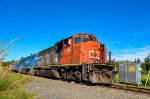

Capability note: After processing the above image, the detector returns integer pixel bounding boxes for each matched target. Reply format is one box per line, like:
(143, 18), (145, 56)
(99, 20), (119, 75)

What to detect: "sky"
(0, 0), (150, 62)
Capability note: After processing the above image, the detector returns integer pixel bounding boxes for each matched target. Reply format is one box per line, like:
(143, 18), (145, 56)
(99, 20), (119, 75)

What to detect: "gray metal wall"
(38, 46), (61, 66)
(118, 63), (141, 85)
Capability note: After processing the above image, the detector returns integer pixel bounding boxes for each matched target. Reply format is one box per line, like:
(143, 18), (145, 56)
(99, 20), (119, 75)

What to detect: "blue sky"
(0, 0), (150, 61)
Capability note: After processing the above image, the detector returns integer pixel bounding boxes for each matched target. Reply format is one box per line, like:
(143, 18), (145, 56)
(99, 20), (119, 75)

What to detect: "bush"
(141, 72), (150, 87)
(113, 74), (119, 84)
(1, 61), (14, 67)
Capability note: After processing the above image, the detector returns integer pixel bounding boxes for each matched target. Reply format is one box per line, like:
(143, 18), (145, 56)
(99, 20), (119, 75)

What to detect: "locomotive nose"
(90, 42), (98, 47)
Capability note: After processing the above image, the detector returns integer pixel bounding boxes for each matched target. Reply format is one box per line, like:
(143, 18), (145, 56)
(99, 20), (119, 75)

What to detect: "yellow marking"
(35, 63), (114, 69)
(37, 64), (82, 68)
(128, 66), (135, 72)
(94, 64), (114, 66)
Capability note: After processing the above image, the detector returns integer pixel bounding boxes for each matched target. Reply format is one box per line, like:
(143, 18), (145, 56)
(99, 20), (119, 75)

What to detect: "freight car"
(13, 62), (19, 72)
(9, 64), (13, 71)
(16, 33), (115, 84)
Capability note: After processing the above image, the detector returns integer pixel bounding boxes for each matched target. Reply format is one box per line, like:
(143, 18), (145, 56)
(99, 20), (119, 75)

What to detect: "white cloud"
(113, 45), (150, 62)
(110, 27), (150, 61)
(122, 27), (150, 37)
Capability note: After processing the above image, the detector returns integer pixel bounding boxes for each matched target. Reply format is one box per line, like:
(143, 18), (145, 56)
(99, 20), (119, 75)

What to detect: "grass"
(113, 74), (119, 84)
(141, 72), (150, 88)
(0, 67), (35, 99)
(114, 72), (150, 88)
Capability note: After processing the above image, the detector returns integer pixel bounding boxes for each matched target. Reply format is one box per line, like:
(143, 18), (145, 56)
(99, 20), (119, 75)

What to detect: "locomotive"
(14, 33), (115, 84)
(12, 54), (38, 73)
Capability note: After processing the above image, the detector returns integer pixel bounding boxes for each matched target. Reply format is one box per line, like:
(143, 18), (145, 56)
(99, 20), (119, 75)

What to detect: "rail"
(111, 84), (150, 94)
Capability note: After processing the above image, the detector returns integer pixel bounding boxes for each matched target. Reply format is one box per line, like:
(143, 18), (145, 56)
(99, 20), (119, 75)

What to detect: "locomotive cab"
(60, 33), (107, 64)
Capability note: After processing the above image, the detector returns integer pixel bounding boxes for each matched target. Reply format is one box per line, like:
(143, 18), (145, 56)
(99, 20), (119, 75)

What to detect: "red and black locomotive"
(15, 33), (115, 84)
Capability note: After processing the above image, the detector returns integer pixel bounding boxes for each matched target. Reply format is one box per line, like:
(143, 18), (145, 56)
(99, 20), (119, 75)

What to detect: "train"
(12, 33), (115, 84)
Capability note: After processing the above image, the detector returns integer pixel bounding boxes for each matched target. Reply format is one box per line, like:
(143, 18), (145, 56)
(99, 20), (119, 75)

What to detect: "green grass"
(0, 67), (35, 99)
(114, 73), (150, 88)
(113, 74), (119, 84)
(141, 73), (150, 88)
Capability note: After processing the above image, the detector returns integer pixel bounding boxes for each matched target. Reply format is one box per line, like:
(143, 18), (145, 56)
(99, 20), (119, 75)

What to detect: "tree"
(134, 59), (137, 63)
(144, 54), (150, 71)
(1, 61), (14, 67)
(137, 58), (141, 63)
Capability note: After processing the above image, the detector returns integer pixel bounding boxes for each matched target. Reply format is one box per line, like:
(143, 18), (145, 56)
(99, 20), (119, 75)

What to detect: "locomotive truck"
(14, 33), (115, 84)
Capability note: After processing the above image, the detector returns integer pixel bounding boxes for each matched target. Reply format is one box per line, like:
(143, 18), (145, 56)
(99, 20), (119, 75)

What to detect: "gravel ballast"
(25, 76), (150, 99)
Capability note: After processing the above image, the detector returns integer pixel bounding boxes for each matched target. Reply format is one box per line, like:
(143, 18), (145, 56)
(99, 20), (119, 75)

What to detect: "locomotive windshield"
(74, 37), (90, 44)
(82, 38), (89, 42)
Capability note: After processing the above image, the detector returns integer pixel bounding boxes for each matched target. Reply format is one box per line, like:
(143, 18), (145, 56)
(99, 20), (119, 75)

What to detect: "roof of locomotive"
(38, 33), (98, 56)
(55, 33), (97, 44)
(19, 54), (38, 62)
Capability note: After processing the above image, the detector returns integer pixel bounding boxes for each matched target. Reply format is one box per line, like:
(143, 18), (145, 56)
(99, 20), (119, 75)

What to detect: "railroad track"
(111, 84), (150, 94)
(77, 82), (150, 95)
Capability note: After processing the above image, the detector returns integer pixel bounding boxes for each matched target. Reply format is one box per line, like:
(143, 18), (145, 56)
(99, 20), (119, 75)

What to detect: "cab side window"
(64, 39), (70, 46)
(56, 45), (62, 53)
(74, 37), (81, 44)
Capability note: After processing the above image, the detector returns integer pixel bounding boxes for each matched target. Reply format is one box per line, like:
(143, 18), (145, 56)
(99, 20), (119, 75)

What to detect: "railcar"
(17, 54), (38, 74)
(33, 33), (115, 84)
(9, 64), (13, 71)
(12, 62), (19, 72)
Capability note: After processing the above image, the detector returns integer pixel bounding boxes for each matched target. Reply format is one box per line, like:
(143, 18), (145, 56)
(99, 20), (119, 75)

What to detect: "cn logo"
(89, 50), (100, 59)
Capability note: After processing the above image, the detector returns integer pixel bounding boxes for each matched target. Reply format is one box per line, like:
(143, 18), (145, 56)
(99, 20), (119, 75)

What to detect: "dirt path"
(25, 76), (149, 99)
